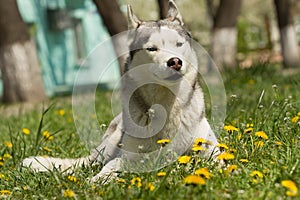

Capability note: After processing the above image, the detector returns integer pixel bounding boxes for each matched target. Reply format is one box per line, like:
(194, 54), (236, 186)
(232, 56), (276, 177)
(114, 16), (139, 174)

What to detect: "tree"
(0, 0), (46, 103)
(274, 0), (300, 68)
(210, 0), (242, 70)
(157, 0), (169, 19)
(93, 0), (128, 75)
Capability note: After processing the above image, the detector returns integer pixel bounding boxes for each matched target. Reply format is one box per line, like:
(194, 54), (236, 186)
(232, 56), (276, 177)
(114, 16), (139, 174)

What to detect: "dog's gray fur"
(22, 0), (220, 183)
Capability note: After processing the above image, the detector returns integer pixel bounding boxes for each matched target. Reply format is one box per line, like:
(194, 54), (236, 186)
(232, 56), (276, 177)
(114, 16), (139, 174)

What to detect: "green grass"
(0, 65), (299, 199)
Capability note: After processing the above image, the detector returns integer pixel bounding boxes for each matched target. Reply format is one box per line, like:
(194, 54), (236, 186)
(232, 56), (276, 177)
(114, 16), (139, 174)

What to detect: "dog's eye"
(176, 42), (183, 47)
(146, 47), (158, 52)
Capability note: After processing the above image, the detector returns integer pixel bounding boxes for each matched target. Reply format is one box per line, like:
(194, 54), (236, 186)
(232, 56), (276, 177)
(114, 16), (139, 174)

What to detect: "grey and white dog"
(22, 0), (220, 182)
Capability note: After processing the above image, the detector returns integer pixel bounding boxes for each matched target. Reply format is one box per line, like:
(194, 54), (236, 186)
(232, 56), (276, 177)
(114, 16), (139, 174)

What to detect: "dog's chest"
(121, 92), (202, 153)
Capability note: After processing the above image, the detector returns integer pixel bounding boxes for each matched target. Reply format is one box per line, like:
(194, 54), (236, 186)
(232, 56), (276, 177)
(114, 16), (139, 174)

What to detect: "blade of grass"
(34, 104), (55, 155)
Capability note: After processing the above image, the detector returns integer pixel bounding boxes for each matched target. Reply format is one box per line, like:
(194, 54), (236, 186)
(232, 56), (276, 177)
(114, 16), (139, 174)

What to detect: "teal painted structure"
(0, 0), (120, 96)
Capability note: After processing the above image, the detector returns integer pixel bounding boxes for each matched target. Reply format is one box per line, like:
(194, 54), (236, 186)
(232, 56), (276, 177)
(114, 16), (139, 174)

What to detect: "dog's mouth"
(151, 66), (183, 82)
(163, 69), (182, 81)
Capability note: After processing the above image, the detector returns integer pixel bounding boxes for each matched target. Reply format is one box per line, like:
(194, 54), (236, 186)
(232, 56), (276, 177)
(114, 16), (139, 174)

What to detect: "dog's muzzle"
(167, 57), (182, 71)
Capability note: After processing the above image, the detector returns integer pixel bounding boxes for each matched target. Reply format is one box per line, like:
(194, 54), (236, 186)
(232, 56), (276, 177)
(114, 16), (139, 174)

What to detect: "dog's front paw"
(89, 171), (118, 184)
(89, 158), (122, 184)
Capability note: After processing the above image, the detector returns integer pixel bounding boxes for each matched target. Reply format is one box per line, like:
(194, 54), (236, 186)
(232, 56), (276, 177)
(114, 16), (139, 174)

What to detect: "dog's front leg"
(90, 157), (122, 183)
(197, 118), (220, 158)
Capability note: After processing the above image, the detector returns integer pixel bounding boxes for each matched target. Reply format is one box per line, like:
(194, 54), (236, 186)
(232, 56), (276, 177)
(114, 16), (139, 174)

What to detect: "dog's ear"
(127, 5), (141, 29)
(167, 0), (184, 26)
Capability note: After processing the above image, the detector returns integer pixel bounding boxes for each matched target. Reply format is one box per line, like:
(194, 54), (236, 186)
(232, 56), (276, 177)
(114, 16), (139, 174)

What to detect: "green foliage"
(237, 21), (268, 54)
(0, 65), (299, 199)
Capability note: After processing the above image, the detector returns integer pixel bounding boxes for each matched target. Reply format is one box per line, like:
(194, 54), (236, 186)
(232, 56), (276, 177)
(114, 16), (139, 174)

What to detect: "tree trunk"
(0, 0), (46, 103)
(157, 0), (169, 19)
(211, 0), (241, 70)
(274, 0), (300, 68)
(93, 0), (128, 75)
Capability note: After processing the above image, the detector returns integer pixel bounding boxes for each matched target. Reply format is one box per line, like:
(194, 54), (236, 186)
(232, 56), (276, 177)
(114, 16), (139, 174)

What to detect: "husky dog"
(22, 0), (220, 182)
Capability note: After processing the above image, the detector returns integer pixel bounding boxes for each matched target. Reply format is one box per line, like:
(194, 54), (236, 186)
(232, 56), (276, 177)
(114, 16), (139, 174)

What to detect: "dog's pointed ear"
(127, 5), (141, 29)
(166, 0), (184, 26)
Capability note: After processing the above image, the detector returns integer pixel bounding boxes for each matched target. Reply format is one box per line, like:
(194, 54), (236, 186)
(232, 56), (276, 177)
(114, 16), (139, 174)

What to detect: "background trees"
(0, 0), (46, 103)
(274, 0), (300, 68)
(92, 0), (128, 75)
(0, 0), (299, 103)
(157, 0), (169, 19)
(122, 0), (299, 71)
(210, 0), (242, 69)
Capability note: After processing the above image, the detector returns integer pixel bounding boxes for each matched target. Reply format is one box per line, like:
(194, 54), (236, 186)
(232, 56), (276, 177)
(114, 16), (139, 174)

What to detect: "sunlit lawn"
(0, 64), (299, 199)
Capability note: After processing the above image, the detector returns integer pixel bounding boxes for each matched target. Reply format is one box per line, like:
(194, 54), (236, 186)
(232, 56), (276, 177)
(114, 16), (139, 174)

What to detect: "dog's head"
(126, 0), (197, 82)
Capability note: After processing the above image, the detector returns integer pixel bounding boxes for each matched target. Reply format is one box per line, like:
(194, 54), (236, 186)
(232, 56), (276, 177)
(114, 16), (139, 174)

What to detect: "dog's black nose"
(167, 57), (182, 71)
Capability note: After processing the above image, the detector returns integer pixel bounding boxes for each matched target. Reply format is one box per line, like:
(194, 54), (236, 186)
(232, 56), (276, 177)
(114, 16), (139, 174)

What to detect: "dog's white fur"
(22, 0), (220, 183)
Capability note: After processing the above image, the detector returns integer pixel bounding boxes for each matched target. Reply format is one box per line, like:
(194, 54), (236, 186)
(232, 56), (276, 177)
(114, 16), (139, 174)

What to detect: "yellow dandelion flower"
(224, 125), (239, 133)
(224, 165), (238, 176)
(217, 143), (229, 151)
(3, 154), (11, 159)
(286, 191), (299, 197)
(22, 128), (30, 135)
(291, 116), (299, 123)
(157, 139), (170, 145)
(195, 168), (211, 179)
(63, 189), (75, 198)
(248, 79), (255, 85)
(23, 186), (28, 191)
(281, 180), (298, 192)
(42, 147), (52, 152)
(192, 145), (206, 152)
(254, 141), (264, 147)
(0, 174), (4, 179)
(178, 155), (191, 164)
(244, 127), (253, 133)
(183, 175), (206, 185)
(252, 179), (259, 184)
(217, 152), (235, 161)
(67, 175), (77, 183)
(194, 138), (207, 146)
(117, 178), (126, 184)
(229, 148), (237, 153)
(43, 131), (53, 140)
(237, 133), (242, 140)
(131, 177), (142, 188)
(0, 190), (12, 196)
(58, 109), (65, 116)
(0, 162), (4, 167)
(275, 141), (282, 146)
(4, 141), (12, 148)
(145, 182), (155, 191)
(157, 172), (166, 177)
(239, 158), (249, 163)
(250, 170), (263, 179)
(43, 131), (50, 137)
(246, 123), (254, 128)
(281, 180), (298, 197)
(227, 165), (238, 173)
(255, 131), (268, 140)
